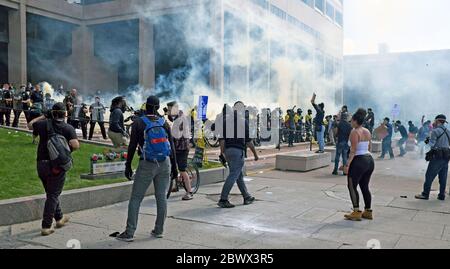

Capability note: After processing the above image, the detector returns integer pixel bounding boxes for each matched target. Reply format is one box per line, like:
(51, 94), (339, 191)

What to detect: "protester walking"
(217, 101), (259, 208)
(28, 103), (80, 236)
(343, 109), (375, 221)
(116, 96), (178, 242)
(378, 117), (394, 160)
(395, 120), (408, 157)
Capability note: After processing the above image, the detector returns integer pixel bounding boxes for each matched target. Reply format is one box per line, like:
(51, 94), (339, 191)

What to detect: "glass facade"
(315, 0), (325, 13)
(326, 2), (335, 20)
(299, 0), (343, 27)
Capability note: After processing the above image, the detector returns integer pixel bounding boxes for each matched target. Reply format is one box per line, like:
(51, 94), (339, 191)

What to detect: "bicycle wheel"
(183, 163), (200, 194)
(205, 136), (220, 148)
(204, 129), (220, 148)
(167, 177), (181, 199)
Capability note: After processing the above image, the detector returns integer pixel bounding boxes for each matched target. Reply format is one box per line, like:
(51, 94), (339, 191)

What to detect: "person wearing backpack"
(116, 96), (178, 242)
(415, 115), (450, 201)
(28, 102), (80, 236)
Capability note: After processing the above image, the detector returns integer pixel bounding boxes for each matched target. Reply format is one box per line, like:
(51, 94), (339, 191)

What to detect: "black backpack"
(46, 120), (73, 172)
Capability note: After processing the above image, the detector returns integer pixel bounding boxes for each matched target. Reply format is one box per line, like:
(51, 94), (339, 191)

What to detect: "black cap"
(435, 114), (447, 123)
(146, 96), (160, 108)
(52, 102), (66, 112)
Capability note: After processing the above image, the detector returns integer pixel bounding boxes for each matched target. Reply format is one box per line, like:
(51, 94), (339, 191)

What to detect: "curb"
(0, 167), (228, 227)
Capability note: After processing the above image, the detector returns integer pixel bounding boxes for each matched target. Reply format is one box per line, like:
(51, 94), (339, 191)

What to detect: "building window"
(315, 0), (325, 13)
(326, 2), (335, 20)
(252, 0), (269, 10)
(335, 10), (343, 26)
(270, 4), (286, 20)
(301, 0), (314, 7)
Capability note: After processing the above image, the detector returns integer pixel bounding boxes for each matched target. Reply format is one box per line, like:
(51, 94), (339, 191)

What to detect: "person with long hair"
(343, 108), (375, 221)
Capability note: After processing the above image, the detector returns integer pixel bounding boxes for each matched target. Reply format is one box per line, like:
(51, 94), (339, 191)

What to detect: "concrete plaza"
(1, 151), (450, 249)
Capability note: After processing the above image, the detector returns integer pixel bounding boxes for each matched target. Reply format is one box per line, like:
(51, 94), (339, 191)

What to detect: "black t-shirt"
(398, 125), (408, 138)
(313, 104), (325, 127)
(33, 119), (77, 161)
(337, 120), (352, 143)
(30, 91), (43, 104)
(218, 111), (252, 151)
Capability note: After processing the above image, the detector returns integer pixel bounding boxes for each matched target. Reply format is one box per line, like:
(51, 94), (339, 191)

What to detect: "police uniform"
(417, 115), (450, 200)
(12, 88), (24, 127)
(0, 88), (13, 126)
(89, 101), (107, 140)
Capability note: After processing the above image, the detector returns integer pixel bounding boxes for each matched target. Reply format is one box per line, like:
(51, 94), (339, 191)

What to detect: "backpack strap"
(141, 116), (152, 128)
(441, 127), (450, 146)
(46, 119), (55, 136)
(433, 127), (450, 148)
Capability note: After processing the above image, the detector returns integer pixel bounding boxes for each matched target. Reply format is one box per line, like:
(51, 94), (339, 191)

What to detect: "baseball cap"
(435, 114), (447, 123)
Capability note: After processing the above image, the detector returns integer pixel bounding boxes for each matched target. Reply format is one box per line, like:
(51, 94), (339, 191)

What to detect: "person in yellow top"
(294, 110), (302, 142)
(190, 106), (198, 147)
(305, 109), (313, 142)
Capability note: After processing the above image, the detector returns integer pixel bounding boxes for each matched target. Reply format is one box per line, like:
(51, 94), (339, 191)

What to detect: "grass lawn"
(0, 128), (132, 200)
(0, 128), (223, 200)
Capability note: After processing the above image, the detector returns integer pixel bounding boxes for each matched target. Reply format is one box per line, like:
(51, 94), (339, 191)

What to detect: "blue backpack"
(141, 116), (171, 162)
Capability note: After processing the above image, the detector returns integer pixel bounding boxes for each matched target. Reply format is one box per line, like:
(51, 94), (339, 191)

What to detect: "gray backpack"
(47, 120), (73, 172)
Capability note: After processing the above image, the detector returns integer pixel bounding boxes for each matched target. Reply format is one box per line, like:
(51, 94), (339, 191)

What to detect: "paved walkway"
(1, 151), (450, 249)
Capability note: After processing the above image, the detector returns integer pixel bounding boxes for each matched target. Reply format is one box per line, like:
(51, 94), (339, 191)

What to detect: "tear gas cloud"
(344, 50), (450, 126)
(27, 0), (343, 119)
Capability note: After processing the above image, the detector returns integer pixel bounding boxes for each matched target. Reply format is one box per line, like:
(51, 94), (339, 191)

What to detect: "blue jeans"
(334, 142), (349, 172)
(220, 147), (251, 201)
(422, 158), (449, 198)
(126, 159), (171, 236)
(398, 137), (407, 156)
(380, 138), (394, 158)
(316, 125), (325, 151)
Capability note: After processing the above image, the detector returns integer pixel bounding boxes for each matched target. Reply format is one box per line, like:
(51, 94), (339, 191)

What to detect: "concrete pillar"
(8, 1), (27, 85)
(70, 25), (118, 95)
(138, 18), (155, 90)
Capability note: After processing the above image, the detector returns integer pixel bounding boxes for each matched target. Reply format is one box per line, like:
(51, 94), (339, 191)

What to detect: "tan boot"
(344, 210), (362, 221)
(55, 216), (70, 229)
(41, 228), (55, 236)
(362, 210), (373, 220)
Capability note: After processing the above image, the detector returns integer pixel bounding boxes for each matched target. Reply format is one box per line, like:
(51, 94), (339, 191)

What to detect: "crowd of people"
(2, 82), (449, 242)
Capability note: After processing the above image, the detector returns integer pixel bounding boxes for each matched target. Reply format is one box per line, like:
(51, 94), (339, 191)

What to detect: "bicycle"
(167, 161), (200, 199)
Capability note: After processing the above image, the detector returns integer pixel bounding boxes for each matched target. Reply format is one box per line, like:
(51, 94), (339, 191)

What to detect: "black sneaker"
(218, 200), (235, 208)
(244, 196), (256, 205)
(115, 232), (134, 242)
(151, 230), (163, 238)
(332, 170), (338, 175)
(438, 195), (446, 201)
(415, 194), (429, 200)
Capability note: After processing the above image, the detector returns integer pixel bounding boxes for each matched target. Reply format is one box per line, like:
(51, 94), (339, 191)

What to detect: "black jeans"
(37, 161), (66, 229)
(80, 121), (88, 140)
(89, 121), (107, 140)
(348, 155), (375, 210)
(12, 109), (22, 127)
(0, 108), (11, 126)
